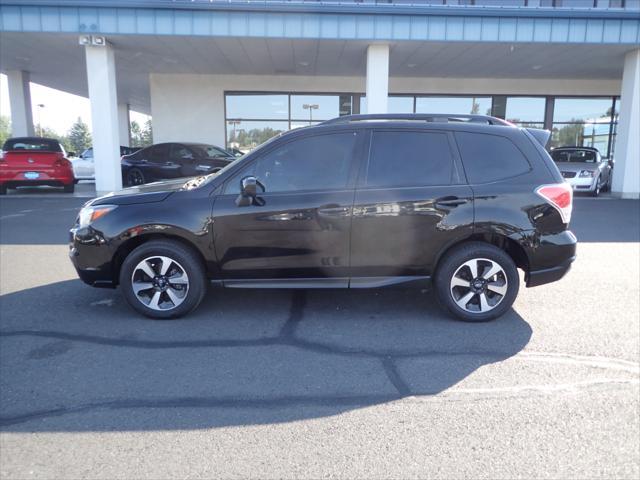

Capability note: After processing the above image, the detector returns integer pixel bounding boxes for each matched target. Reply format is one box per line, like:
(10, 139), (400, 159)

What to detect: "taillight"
(54, 158), (71, 168)
(536, 183), (573, 224)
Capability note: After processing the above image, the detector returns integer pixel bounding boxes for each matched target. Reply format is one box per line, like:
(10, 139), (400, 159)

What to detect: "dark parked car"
(550, 146), (612, 197)
(70, 114), (576, 322)
(121, 142), (235, 186)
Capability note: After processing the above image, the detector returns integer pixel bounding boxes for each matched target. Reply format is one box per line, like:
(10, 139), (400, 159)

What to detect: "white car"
(71, 146), (141, 181)
(550, 146), (613, 197)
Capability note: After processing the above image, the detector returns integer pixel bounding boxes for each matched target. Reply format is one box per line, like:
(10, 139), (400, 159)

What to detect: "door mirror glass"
(67, 151), (76, 158)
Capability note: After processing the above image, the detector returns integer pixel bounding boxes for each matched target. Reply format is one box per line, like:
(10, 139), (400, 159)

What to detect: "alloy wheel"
(449, 258), (508, 314)
(127, 170), (144, 186)
(131, 256), (189, 311)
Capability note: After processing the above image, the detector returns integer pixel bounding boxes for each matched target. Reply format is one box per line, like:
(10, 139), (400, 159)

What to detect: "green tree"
(130, 119), (153, 147)
(0, 116), (11, 146)
(67, 117), (92, 154)
(130, 120), (143, 147)
(140, 119), (153, 146)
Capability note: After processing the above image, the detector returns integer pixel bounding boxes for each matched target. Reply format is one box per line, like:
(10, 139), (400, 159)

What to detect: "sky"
(0, 74), (150, 135)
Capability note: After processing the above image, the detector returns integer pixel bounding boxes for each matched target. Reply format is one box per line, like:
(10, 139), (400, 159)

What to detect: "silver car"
(550, 147), (613, 197)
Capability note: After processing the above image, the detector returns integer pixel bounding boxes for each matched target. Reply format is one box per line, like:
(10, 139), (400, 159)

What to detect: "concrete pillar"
(85, 40), (122, 193)
(6, 70), (35, 137)
(612, 49), (640, 199)
(118, 103), (131, 147)
(366, 44), (389, 114)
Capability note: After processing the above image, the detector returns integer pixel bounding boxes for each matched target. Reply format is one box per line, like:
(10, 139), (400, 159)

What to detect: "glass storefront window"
(550, 121), (612, 158)
(359, 96), (414, 114)
(226, 120), (288, 153)
(290, 95), (340, 121)
(226, 94), (288, 120)
(505, 97), (546, 123)
(415, 96), (492, 116)
(553, 98), (613, 123)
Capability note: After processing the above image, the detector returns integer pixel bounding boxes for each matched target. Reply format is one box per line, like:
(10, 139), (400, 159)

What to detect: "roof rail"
(320, 113), (513, 127)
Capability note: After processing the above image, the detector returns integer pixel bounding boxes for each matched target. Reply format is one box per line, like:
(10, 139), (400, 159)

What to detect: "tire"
(0, 184), (6, 195)
(125, 168), (145, 187)
(63, 183), (75, 193)
(119, 239), (207, 320)
(434, 242), (520, 322)
(591, 177), (601, 197)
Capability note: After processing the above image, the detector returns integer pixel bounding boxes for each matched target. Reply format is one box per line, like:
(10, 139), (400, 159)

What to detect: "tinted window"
(225, 132), (357, 194)
(3, 138), (62, 152)
(171, 145), (195, 161)
(365, 131), (453, 188)
(455, 132), (531, 184)
(151, 144), (170, 162)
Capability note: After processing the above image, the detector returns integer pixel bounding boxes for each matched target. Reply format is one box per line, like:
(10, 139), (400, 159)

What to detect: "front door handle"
(435, 196), (469, 208)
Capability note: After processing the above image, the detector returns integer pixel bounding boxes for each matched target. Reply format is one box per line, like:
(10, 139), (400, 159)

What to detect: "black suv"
(69, 114), (576, 322)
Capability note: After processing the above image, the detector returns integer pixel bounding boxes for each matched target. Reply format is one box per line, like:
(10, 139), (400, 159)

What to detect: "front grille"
(561, 171), (576, 179)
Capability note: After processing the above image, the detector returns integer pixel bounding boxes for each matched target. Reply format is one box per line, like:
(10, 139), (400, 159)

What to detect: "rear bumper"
(0, 170), (75, 187)
(526, 255), (575, 287)
(525, 230), (577, 287)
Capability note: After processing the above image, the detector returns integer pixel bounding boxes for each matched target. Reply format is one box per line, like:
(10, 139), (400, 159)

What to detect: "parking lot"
(0, 194), (638, 479)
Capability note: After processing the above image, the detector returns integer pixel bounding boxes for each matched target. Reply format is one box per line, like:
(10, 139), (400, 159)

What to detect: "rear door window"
(455, 132), (531, 184)
(365, 130), (454, 188)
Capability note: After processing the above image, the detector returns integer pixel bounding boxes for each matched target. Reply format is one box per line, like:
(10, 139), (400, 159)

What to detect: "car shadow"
(0, 280), (532, 432)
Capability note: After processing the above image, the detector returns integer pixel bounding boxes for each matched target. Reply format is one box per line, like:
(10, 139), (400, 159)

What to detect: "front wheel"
(119, 240), (207, 319)
(591, 177), (601, 197)
(435, 242), (520, 322)
(63, 183), (75, 193)
(125, 168), (145, 187)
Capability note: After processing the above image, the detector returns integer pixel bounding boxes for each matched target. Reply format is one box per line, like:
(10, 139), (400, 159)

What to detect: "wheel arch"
(434, 232), (530, 277)
(111, 232), (208, 286)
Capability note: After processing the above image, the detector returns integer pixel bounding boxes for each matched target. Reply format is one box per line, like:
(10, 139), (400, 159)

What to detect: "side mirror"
(608, 159), (615, 169)
(236, 176), (265, 207)
(68, 152), (76, 158)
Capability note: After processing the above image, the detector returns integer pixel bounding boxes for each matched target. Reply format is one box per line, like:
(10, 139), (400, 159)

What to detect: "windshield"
(551, 149), (598, 163)
(3, 138), (62, 152)
(188, 144), (233, 159)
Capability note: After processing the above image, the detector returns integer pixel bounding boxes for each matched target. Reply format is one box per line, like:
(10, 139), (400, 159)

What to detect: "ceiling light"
(532, 65), (542, 70)
(407, 63), (417, 68)
(298, 61), (310, 67)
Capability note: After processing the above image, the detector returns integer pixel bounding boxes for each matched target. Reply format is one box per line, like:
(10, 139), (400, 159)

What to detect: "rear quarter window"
(455, 131), (531, 184)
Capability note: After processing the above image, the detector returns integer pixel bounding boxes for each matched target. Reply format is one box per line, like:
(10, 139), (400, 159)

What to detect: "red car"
(0, 137), (75, 195)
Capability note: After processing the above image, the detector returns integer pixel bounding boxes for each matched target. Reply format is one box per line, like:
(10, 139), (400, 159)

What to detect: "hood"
(554, 162), (601, 173)
(91, 177), (191, 206)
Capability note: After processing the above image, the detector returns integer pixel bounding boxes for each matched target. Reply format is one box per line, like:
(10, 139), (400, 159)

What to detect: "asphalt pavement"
(0, 194), (638, 479)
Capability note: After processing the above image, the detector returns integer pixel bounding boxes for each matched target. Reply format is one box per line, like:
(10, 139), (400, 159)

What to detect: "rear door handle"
(435, 196), (469, 208)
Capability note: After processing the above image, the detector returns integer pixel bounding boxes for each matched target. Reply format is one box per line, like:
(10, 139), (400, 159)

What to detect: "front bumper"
(564, 175), (597, 192)
(69, 227), (117, 288)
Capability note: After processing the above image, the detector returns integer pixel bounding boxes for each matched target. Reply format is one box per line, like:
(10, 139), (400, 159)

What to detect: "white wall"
(150, 73), (622, 146)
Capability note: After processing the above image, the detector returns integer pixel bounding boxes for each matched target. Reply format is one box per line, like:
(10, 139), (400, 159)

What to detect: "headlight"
(579, 170), (595, 178)
(78, 205), (117, 227)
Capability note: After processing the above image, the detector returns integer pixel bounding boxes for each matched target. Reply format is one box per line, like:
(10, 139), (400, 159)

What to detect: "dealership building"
(0, 0), (639, 197)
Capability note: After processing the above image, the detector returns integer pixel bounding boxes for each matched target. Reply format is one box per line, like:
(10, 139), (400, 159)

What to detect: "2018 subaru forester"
(69, 114), (576, 322)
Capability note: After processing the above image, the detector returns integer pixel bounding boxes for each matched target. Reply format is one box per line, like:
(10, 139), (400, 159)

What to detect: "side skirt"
(215, 276), (431, 289)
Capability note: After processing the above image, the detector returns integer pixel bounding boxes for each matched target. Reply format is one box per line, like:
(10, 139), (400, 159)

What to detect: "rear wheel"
(435, 242), (519, 322)
(119, 240), (207, 319)
(63, 183), (75, 193)
(0, 184), (6, 195)
(126, 168), (145, 187)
